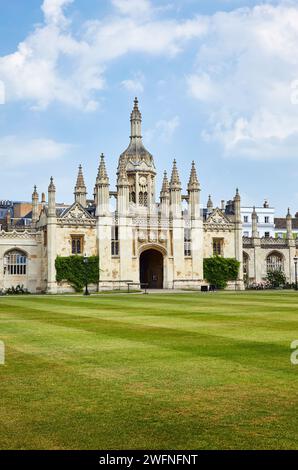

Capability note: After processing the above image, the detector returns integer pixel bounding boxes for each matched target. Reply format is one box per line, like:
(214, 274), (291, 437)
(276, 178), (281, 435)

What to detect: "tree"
(266, 269), (286, 289)
(203, 256), (240, 289)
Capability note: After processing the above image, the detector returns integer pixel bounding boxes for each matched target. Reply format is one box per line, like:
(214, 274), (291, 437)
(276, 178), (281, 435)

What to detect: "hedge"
(55, 256), (100, 292)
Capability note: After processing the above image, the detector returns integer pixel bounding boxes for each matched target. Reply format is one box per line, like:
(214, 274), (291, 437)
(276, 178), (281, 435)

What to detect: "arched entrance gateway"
(140, 249), (164, 289)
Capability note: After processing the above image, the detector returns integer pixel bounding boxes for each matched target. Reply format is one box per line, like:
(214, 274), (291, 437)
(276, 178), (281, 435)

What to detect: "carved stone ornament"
(0, 230), (38, 240)
(58, 203), (95, 226)
(138, 231), (147, 242)
(65, 205), (89, 220)
(204, 208), (234, 232)
(159, 232), (167, 242)
(149, 231), (157, 242)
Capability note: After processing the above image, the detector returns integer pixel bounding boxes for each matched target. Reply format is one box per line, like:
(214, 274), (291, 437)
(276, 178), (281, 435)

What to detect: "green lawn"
(0, 291), (297, 450)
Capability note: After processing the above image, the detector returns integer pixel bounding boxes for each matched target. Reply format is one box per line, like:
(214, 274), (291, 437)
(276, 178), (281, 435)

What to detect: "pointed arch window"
(4, 250), (27, 275)
(266, 252), (283, 273)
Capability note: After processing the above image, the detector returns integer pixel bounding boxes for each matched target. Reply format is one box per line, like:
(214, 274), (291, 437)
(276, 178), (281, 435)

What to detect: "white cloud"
(0, 136), (72, 167)
(0, 0), (103, 110)
(187, 73), (217, 102)
(187, 4), (298, 159)
(84, 16), (207, 60)
(112, 0), (152, 18)
(42, 0), (74, 26)
(3, 0), (295, 165)
(0, 0), (206, 111)
(145, 116), (180, 143)
(121, 73), (144, 93)
(0, 80), (5, 104)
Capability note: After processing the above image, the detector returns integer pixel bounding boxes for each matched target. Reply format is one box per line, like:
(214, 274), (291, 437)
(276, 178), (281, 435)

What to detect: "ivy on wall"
(55, 256), (100, 292)
(203, 256), (240, 289)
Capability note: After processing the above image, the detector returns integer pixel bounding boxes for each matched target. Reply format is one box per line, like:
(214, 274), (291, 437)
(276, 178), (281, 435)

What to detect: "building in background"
(0, 198), (70, 231)
(241, 201), (275, 238)
(0, 201), (13, 231)
(274, 213), (298, 239)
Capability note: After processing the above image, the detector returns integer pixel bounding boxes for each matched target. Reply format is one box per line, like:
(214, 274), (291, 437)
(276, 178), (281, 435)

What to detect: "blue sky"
(0, 0), (297, 215)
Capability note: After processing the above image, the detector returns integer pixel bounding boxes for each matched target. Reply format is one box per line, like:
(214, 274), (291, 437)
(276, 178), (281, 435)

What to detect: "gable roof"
(59, 202), (94, 221)
(205, 207), (233, 225)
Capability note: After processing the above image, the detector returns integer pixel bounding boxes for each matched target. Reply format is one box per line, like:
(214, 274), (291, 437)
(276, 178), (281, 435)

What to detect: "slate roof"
(274, 218), (298, 229)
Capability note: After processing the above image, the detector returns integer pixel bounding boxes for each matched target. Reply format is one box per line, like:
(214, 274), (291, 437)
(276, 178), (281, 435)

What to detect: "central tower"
(118, 98), (156, 208)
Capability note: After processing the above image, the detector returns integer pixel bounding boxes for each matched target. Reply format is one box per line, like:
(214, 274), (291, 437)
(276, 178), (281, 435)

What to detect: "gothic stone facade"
(0, 99), (297, 293)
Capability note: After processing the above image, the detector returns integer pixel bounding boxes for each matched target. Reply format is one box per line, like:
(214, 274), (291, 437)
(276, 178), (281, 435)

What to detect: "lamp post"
(294, 256), (298, 291)
(83, 254), (90, 296)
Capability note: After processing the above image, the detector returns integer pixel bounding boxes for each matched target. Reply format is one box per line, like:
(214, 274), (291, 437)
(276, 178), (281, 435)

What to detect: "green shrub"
(266, 269), (286, 289)
(203, 256), (240, 289)
(55, 256), (100, 292)
(1, 285), (30, 296)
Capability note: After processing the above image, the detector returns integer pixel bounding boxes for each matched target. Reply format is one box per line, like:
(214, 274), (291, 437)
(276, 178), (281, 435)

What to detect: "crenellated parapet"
(0, 230), (41, 240)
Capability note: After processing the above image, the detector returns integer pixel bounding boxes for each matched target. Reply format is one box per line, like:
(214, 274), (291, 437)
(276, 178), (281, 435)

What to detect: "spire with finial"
(32, 185), (39, 225)
(117, 158), (129, 214)
(234, 188), (241, 222)
(188, 162), (201, 219)
(95, 154), (110, 215)
(48, 177), (56, 218)
(160, 171), (170, 216)
(161, 171), (170, 195)
(188, 161), (200, 191)
(96, 153), (109, 185)
(207, 195), (213, 211)
(286, 208), (293, 240)
(74, 165), (87, 206)
(169, 160), (182, 217)
(32, 185), (38, 199)
(252, 206), (258, 238)
(48, 176), (56, 192)
(75, 164), (86, 190)
(134, 96), (139, 110)
(130, 97), (142, 139)
(170, 159), (181, 190)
